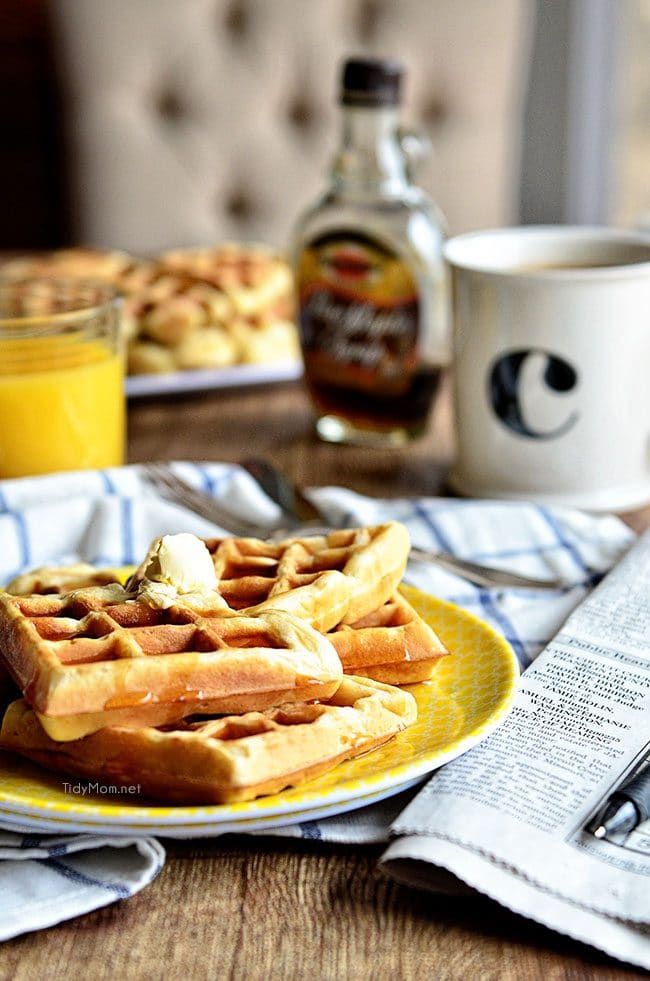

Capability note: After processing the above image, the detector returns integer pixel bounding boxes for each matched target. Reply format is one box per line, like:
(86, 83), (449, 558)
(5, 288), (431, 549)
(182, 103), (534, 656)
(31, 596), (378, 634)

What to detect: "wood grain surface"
(2, 375), (648, 980)
(126, 376), (456, 500)
(2, 838), (645, 981)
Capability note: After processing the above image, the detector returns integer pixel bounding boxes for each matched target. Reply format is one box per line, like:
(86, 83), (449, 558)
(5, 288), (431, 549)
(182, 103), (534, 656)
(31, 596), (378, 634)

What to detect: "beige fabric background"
(51, 0), (533, 254)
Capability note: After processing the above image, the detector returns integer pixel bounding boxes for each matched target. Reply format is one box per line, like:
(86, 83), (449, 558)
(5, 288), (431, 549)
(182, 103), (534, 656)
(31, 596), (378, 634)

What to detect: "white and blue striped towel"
(0, 462), (636, 936)
(0, 831), (164, 940)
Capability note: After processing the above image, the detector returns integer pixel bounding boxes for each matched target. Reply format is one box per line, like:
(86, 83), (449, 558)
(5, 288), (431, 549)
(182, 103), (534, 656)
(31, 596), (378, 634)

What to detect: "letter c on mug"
(488, 348), (579, 440)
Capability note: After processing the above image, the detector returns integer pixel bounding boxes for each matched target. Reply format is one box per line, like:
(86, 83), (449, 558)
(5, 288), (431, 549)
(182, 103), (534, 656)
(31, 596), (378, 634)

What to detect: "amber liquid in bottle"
(292, 58), (448, 446)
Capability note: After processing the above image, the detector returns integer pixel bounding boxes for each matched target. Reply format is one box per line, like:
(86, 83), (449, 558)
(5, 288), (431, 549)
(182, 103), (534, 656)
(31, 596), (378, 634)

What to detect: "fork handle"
(239, 458), (321, 525)
(176, 493), (270, 539)
(409, 547), (560, 590)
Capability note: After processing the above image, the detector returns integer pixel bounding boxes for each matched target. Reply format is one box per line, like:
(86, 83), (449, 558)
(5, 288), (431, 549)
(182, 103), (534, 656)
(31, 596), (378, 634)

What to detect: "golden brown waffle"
(0, 586), (343, 741)
(0, 677), (417, 803)
(6, 521), (411, 636)
(199, 522), (411, 633)
(6, 563), (121, 596)
(328, 591), (449, 684)
(5, 549), (446, 687)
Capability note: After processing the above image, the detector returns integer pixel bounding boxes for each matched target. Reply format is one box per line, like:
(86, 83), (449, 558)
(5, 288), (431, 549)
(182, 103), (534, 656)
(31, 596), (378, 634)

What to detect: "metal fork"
(238, 458), (567, 589)
(142, 462), (563, 590)
(142, 462), (272, 539)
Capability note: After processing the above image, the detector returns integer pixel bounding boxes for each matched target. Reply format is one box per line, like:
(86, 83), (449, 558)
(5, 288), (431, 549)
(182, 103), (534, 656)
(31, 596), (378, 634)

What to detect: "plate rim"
(125, 359), (302, 399)
(0, 778), (424, 838)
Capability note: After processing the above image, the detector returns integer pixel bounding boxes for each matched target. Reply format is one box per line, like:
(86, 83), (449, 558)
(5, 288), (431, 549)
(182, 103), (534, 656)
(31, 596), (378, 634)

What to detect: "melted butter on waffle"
(132, 533), (224, 611)
(205, 521), (410, 631)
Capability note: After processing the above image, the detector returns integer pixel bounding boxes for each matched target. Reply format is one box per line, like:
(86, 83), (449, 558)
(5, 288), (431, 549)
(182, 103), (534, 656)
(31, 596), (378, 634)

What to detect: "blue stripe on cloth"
(192, 463), (239, 497)
(11, 510), (31, 569)
(20, 835), (44, 849)
(194, 463), (239, 505)
(340, 509), (359, 528)
(412, 502), (455, 553)
(47, 844), (72, 857)
(120, 497), (135, 564)
(299, 822), (323, 840)
(538, 507), (588, 575)
(192, 463), (216, 494)
(98, 470), (118, 494)
(194, 463), (237, 497)
(476, 590), (529, 668)
(37, 858), (131, 898)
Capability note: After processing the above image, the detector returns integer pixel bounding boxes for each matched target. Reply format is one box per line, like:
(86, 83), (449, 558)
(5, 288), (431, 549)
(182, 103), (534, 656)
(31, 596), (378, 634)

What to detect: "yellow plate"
(0, 586), (519, 836)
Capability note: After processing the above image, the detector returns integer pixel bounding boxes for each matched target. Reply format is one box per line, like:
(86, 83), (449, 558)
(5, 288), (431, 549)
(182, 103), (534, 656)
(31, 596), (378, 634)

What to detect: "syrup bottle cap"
(340, 57), (404, 107)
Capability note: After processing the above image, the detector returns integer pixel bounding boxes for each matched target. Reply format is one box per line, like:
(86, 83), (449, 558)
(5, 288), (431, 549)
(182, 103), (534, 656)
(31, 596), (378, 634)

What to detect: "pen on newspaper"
(590, 760), (650, 840)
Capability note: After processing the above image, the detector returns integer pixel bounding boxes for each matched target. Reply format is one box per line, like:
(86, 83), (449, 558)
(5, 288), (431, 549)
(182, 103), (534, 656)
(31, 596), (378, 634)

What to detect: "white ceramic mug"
(444, 226), (650, 511)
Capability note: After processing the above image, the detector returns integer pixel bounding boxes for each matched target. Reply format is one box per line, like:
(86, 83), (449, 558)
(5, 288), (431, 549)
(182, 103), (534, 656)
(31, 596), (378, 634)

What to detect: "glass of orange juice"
(0, 278), (125, 477)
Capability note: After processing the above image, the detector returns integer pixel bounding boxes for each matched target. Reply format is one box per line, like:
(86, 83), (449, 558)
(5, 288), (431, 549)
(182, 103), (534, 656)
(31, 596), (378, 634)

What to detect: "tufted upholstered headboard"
(50, 0), (533, 255)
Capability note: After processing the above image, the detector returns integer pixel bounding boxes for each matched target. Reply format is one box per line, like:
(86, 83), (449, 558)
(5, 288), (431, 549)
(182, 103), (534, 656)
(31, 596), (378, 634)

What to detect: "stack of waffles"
(1, 244), (299, 376)
(0, 523), (449, 804)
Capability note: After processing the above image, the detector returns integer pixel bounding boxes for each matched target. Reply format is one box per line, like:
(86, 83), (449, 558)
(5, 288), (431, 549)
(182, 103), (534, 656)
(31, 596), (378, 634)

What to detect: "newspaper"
(382, 529), (650, 971)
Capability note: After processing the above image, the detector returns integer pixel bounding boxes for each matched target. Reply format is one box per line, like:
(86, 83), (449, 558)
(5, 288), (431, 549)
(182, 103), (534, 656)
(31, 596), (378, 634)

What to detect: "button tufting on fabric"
(48, 0), (529, 252)
(287, 96), (316, 132)
(155, 90), (187, 123)
(224, 188), (256, 221)
(421, 94), (448, 127)
(223, 0), (249, 40)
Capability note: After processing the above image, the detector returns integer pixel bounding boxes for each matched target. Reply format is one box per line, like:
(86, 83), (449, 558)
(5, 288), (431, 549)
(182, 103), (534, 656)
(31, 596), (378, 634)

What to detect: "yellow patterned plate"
(0, 586), (519, 837)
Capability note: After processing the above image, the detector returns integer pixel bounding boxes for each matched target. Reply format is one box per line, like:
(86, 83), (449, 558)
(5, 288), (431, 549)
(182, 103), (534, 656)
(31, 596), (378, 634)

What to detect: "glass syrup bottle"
(292, 57), (449, 446)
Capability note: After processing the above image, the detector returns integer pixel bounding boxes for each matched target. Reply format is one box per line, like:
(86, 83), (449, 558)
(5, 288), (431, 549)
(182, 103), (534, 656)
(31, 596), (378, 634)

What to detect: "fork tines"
(142, 463), (268, 538)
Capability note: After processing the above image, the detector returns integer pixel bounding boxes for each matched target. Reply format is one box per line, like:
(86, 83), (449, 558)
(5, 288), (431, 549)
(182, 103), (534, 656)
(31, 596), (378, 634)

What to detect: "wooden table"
(3, 377), (647, 980)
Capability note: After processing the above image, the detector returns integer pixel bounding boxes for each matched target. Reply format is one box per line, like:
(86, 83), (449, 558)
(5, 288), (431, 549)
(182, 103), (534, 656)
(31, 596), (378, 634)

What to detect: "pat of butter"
(137, 533), (217, 609)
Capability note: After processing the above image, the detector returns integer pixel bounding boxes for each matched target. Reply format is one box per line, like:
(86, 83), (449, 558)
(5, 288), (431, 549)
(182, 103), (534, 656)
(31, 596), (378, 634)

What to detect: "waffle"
(8, 572), (448, 686)
(198, 522), (411, 633)
(0, 587), (343, 741)
(6, 563), (122, 596)
(328, 591), (449, 684)
(0, 677), (417, 803)
(5, 553), (446, 686)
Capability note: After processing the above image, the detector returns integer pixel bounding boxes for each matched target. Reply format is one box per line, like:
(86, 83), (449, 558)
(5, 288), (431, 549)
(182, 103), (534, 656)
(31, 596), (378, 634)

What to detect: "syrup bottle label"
(297, 230), (420, 396)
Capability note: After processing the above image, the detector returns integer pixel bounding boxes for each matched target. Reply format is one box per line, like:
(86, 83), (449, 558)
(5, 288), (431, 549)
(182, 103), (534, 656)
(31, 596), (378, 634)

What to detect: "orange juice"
(0, 335), (125, 477)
